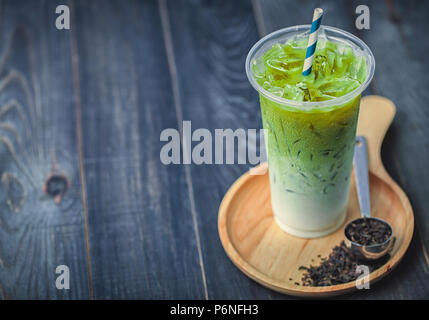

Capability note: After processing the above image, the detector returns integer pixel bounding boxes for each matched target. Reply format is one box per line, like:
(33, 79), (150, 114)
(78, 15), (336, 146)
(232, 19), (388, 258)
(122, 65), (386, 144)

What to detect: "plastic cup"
(245, 25), (375, 238)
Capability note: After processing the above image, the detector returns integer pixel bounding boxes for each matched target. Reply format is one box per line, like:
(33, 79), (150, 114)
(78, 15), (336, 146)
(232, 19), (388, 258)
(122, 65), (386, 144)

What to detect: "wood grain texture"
(256, 0), (429, 300)
(218, 96), (414, 297)
(0, 0), (90, 299)
(254, 0), (355, 35)
(0, 0), (427, 300)
(72, 0), (206, 299)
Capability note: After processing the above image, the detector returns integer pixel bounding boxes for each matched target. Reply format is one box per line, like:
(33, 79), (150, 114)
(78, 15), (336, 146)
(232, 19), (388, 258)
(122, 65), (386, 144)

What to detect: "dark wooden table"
(0, 0), (428, 299)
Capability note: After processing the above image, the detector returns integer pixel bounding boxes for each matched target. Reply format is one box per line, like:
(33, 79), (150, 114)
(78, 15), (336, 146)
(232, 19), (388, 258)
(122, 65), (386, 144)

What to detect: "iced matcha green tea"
(246, 26), (375, 238)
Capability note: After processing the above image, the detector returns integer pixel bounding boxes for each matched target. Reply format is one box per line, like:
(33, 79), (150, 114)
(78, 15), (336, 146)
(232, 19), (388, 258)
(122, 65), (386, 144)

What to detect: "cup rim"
(245, 25), (375, 110)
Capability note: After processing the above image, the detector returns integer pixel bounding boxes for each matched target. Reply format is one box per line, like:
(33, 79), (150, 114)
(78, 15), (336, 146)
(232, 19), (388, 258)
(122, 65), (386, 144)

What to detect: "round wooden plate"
(218, 96), (414, 297)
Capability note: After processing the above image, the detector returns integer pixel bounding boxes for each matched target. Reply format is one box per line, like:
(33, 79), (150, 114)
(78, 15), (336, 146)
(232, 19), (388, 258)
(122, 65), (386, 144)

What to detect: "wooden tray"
(218, 96), (414, 297)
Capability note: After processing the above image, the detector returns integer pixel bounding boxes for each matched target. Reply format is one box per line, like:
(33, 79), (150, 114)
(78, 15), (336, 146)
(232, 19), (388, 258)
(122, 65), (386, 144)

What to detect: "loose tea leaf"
(299, 241), (389, 287)
(345, 218), (392, 246)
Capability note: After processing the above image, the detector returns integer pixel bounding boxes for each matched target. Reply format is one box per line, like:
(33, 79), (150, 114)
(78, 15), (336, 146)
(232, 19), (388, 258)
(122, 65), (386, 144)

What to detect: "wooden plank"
(257, 0), (429, 299)
(254, 0), (355, 35)
(164, 0), (288, 299)
(72, 0), (206, 299)
(0, 0), (90, 299)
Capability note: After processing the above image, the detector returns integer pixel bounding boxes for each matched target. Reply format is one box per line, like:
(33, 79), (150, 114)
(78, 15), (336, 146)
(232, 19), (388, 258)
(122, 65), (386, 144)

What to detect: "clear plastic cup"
(246, 25), (375, 238)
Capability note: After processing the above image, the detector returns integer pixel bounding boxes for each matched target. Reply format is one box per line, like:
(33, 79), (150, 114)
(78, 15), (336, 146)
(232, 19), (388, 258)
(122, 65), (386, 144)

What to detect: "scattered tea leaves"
(299, 241), (389, 286)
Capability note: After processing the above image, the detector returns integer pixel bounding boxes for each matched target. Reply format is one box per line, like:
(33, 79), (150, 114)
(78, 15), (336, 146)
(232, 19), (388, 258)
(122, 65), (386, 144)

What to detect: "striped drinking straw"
(302, 8), (324, 76)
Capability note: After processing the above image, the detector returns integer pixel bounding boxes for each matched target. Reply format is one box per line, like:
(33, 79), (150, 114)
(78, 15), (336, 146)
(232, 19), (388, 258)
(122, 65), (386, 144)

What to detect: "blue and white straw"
(302, 8), (324, 76)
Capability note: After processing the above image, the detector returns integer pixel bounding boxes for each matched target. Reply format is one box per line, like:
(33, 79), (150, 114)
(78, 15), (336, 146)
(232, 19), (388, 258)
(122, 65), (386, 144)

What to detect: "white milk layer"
(269, 175), (349, 238)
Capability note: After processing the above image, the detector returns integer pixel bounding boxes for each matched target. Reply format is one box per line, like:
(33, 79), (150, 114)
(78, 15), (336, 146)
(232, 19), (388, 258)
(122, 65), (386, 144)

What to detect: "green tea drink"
(246, 26), (374, 238)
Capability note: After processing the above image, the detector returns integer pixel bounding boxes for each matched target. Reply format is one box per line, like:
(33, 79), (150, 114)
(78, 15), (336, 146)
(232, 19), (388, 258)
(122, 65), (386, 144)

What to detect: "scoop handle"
(356, 95), (396, 179)
(353, 136), (371, 218)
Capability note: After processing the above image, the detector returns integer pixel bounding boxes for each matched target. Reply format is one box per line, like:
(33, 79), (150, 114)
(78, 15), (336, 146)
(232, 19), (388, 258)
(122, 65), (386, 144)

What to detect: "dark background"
(0, 0), (427, 299)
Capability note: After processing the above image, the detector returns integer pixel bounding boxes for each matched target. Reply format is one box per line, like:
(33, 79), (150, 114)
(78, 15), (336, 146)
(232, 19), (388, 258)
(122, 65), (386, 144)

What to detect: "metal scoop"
(344, 136), (393, 261)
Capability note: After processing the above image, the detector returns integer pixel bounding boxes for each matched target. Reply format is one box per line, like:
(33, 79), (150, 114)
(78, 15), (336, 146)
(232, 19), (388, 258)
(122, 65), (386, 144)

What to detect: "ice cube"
(312, 54), (330, 79)
(266, 86), (285, 97)
(252, 58), (265, 80)
(326, 50), (336, 68)
(343, 46), (354, 59)
(317, 78), (360, 97)
(263, 43), (285, 60)
(287, 31), (309, 49)
(334, 55), (347, 74)
(283, 84), (305, 101)
(265, 59), (289, 74)
(347, 55), (367, 82)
